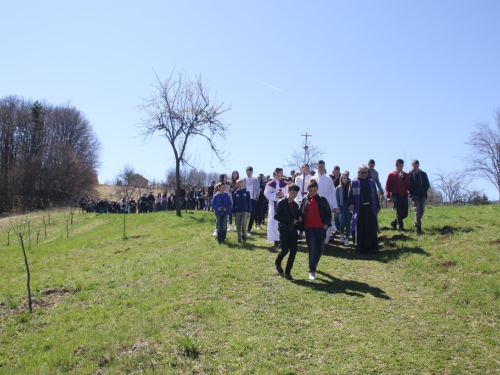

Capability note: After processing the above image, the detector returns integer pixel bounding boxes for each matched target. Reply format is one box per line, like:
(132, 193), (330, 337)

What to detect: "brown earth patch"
(437, 234), (452, 240)
(0, 287), (75, 316)
(491, 239), (500, 244)
(115, 340), (150, 358)
(439, 261), (456, 268)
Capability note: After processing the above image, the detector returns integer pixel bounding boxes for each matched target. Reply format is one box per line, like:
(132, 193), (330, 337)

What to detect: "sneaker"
(246, 232), (252, 236)
(400, 229), (405, 234)
(344, 238), (349, 246)
(308, 272), (316, 280)
(339, 234), (344, 242)
(297, 235), (302, 243)
(213, 229), (217, 237)
(284, 274), (295, 282)
(275, 264), (284, 275)
(228, 224), (233, 231)
(391, 220), (397, 230)
(242, 236), (247, 243)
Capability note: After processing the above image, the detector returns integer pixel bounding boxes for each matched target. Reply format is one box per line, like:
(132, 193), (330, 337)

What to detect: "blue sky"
(1, 1), (499, 199)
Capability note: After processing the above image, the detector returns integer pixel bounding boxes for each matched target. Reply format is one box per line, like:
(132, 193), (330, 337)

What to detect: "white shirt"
(244, 177), (257, 199)
(294, 173), (312, 203)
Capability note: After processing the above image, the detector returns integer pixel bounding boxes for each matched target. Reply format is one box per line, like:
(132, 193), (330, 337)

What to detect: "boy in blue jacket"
(211, 183), (233, 245)
(232, 179), (252, 244)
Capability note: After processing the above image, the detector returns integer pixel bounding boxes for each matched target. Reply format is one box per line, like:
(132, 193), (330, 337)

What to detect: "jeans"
(339, 206), (352, 238)
(216, 214), (228, 243)
(334, 211), (340, 231)
(411, 196), (426, 227)
(304, 227), (327, 273)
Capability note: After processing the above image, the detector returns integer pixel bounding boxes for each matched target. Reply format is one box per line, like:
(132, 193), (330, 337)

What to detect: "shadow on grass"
(294, 270), (391, 299)
(189, 215), (205, 223)
(294, 240), (430, 264)
(424, 225), (475, 235)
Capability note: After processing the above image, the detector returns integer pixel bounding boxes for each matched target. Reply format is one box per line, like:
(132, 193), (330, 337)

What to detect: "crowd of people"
(209, 159), (430, 282)
(81, 158), (430, 282)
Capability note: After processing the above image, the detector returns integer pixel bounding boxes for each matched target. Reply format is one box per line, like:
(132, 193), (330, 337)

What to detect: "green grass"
(1, 205), (499, 374)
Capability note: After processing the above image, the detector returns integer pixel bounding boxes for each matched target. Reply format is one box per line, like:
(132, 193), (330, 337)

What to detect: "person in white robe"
(264, 168), (289, 248)
(310, 160), (338, 243)
(294, 163), (312, 205)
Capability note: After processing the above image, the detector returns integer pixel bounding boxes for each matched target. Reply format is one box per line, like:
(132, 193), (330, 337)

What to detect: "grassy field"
(1, 205), (499, 374)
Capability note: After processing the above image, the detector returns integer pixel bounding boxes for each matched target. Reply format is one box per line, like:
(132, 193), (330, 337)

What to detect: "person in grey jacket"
(367, 159), (384, 195)
(408, 160), (430, 233)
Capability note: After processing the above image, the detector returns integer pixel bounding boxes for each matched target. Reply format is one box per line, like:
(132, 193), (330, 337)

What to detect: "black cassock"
(349, 178), (380, 252)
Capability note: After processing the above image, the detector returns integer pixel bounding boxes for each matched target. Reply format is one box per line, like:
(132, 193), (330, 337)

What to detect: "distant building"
(130, 174), (149, 188)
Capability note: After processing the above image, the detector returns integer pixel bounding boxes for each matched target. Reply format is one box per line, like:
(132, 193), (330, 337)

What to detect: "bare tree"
(433, 171), (473, 204)
(426, 186), (443, 206)
(139, 71), (230, 216)
(465, 109), (500, 202)
(115, 165), (139, 201)
(286, 142), (324, 171)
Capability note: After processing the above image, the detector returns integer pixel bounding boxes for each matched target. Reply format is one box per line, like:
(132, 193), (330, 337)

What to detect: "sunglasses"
(359, 171), (369, 174)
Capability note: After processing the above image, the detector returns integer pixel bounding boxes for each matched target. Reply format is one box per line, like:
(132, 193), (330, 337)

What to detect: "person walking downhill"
(385, 159), (412, 233)
(336, 172), (353, 246)
(255, 174), (268, 230)
(299, 179), (332, 280)
(213, 174), (232, 237)
(232, 179), (252, 245)
(244, 166), (260, 236)
(294, 163), (312, 242)
(274, 184), (303, 281)
(310, 160), (338, 244)
(408, 160), (430, 234)
(265, 168), (289, 250)
(349, 165), (381, 253)
(211, 183), (233, 246)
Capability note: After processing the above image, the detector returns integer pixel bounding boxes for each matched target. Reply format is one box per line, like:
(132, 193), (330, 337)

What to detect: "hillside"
(1, 206), (499, 374)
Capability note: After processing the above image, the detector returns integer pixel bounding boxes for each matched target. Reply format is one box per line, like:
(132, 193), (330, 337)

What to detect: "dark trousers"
(392, 194), (409, 229)
(247, 200), (259, 231)
(275, 230), (298, 274)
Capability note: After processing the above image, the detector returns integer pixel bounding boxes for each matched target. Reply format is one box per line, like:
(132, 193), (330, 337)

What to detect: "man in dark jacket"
(274, 184), (303, 281)
(299, 179), (333, 280)
(147, 192), (155, 213)
(408, 160), (430, 233)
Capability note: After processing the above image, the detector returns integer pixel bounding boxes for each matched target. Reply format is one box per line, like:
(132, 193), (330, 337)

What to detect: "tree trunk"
(175, 159), (182, 217)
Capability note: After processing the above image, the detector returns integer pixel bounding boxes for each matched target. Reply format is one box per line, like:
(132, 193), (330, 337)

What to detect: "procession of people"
(81, 157), (430, 282)
(209, 158), (430, 282)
